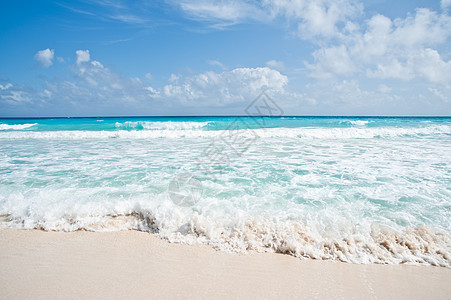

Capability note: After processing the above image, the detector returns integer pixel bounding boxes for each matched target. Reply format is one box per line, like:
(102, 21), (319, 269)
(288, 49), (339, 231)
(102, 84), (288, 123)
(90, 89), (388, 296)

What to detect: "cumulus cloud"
(162, 67), (289, 106)
(35, 48), (55, 67)
(27, 47), (309, 115)
(307, 8), (451, 84)
(367, 48), (451, 84)
(40, 59), (152, 115)
(264, 0), (362, 39)
(308, 45), (356, 79)
(2, 47), (449, 116)
(175, 1), (451, 87)
(8, 50), (298, 114)
(76, 50), (90, 65)
(71, 54), (143, 96)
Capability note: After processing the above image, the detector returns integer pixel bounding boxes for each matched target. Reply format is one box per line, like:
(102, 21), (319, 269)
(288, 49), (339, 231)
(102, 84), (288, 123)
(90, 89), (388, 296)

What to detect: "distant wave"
(114, 121), (212, 130)
(349, 120), (369, 126)
(0, 123), (37, 130)
(0, 125), (448, 139)
(340, 120), (370, 126)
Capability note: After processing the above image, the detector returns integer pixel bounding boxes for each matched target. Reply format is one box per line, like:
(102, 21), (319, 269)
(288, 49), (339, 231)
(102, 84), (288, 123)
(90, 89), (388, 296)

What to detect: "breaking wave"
(114, 121), (212, 130)
(0, 125), (448, 139)
(1, 206), (450, 267)
(0, 123), (37, 130)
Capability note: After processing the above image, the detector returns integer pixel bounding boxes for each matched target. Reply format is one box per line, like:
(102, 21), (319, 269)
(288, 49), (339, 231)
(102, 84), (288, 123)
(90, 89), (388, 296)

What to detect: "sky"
(0, 0), (450, 117)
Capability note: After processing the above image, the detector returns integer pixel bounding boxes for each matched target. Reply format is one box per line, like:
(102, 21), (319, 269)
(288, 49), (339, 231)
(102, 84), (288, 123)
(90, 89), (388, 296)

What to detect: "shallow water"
(0, 116), (450, 266)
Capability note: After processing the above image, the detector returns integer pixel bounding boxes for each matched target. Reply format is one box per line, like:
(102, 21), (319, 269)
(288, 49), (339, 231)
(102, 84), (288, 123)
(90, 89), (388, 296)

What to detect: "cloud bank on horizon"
(0, 0), (450, 116)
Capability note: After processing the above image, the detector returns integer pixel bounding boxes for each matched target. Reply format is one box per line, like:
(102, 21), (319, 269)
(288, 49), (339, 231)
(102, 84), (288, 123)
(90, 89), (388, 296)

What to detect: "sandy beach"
(0, 230), (449, 299)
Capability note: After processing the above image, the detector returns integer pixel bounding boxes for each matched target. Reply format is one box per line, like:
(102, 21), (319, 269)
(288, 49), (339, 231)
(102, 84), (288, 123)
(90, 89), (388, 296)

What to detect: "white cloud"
(301, 79), (405, 114)
(442, 0), (451, 10)
(21, 52), (299, 114)
(74, 56), (119, 88)
(390, 8), (451, 46)
(40, 89), (52, 98)
(108, 14), (147, 24)
(367, 58), (412, 81)
(378, 84), (392, 94)
(61, 1), (151, 26)
(307, 8), (451, 85)
(266, 60), (285, 70)
(76, 50), (90, 65)
(208, 60), (227, 70)
(0, 90), (32, 105)
(265, 0), (363, 39)
(25, 52), (148, 110)
(162, 67), (289, 106)
(174, 1), (451, 87)
(175, 0), (361, 34)
(429, 87), (450, 102)
(6, 13), (451, 119)
(144, 86), (160, 97)
(177, 0), (265, 26)
(169, 73), (180, 83)
(308, 45), (356, 78)
(35, 49), (55, 67)
(367, 48), (451, 84)
(0, 83), (42, 108)
(90, 60), (103, 68)
(0, 83), (12, 90)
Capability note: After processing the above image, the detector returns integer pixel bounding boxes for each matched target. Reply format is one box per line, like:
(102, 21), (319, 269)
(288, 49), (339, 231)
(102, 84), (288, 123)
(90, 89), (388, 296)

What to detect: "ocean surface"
(0, 116), (450, 266)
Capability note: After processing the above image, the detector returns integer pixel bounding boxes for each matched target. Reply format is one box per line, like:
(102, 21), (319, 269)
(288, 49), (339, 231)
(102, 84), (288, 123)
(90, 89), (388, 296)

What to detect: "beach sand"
(0, 230), (450, 299)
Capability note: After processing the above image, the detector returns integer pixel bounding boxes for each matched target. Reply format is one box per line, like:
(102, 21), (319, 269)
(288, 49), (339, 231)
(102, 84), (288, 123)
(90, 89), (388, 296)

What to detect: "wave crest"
(114, 121), (212, 130)
(0, 123), (37, 130)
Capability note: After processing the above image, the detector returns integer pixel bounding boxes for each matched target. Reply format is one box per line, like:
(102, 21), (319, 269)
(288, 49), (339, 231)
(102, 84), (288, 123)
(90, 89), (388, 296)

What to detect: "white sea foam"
(0, 125), (449, 139)
(0, 123), (37, 130)
(1, 198), (449, 267)
(349, 120), (369, 126)
(115, 121), (211, 130)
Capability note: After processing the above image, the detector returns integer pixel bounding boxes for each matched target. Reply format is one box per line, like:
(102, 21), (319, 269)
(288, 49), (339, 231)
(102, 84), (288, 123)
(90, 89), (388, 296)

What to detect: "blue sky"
(0, 0), (450, 116)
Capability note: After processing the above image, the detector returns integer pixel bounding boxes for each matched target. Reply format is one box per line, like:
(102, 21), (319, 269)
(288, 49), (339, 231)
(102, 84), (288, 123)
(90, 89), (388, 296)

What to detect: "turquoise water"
(0, 117), (450, 266)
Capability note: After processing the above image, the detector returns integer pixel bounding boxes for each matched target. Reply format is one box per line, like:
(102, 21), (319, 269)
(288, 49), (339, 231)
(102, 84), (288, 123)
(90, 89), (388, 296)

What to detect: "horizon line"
(0, 115), (450, 119)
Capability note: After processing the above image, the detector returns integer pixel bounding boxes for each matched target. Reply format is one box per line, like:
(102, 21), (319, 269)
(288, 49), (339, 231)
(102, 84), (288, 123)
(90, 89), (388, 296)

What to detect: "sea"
(0, 116), (450, 267)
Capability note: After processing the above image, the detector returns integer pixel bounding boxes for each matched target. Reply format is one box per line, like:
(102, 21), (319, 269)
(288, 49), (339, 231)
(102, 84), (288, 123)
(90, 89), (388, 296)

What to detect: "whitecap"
(0, 123), (37, 130)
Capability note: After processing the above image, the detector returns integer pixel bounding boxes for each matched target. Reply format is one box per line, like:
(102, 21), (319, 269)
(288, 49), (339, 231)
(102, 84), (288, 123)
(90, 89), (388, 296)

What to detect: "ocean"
(0, 116), (450, 266)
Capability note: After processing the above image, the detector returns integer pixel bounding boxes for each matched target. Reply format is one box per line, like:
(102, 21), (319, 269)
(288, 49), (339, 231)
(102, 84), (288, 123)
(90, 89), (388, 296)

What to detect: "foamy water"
(0, 123), (37, 130)
(0, 117), (450, 267)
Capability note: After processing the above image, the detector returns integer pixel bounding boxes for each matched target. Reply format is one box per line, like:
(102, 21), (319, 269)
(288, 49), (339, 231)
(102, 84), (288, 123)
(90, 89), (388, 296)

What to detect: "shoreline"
(0, 229), (450, 299)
